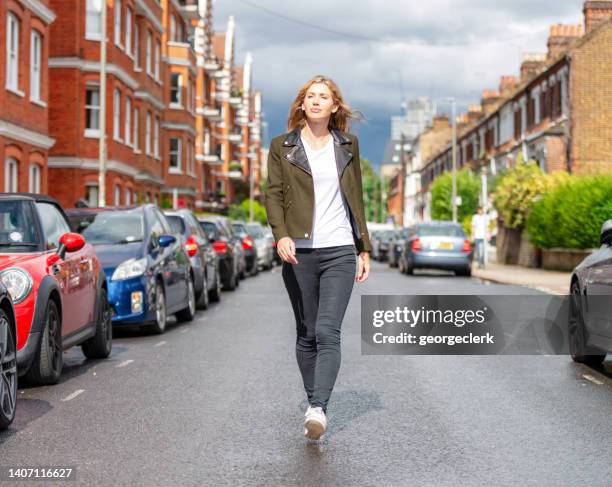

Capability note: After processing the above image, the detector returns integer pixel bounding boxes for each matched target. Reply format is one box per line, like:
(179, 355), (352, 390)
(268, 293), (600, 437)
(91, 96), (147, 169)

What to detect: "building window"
(114, 0), (122, 46)
(30, 30), (42, 102)
(154, 40), (160, 80)
(154, 117), (160, 158)
(125, 187), (132, 206)
(125, 8), (132, 55)
(113, 88), (121, 141)
(85, 0), (102, 40)
(170, 73), (182, 105)
(133, 107), (140, 151)
(169, 137), (181, 171)
(86, 184), (99, 207)
(114, 185), (121, 206)
(170, 15), (176, 42)
(6, 13), (19, 91)
(134, 24), (140, 68)
(125, 97), (132, 145)
(146, 31), (152, 75)
(29, 164), (41, 193)
(145, 112), (151, 155)
(85, 85), (100, 135)
(4, 158), (18, 192)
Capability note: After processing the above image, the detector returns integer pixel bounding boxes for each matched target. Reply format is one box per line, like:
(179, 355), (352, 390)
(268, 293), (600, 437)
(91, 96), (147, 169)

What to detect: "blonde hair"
(287, 75), (361, 133)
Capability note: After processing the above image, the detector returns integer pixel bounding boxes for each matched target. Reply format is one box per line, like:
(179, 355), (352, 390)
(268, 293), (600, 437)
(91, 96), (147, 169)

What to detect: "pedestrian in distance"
(471, 206), (490, 269)
(264, 75), (372, 440)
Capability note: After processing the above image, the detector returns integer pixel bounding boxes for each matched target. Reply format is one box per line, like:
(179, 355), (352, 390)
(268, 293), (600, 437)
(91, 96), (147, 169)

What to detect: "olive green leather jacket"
(264, 127), (372, 253)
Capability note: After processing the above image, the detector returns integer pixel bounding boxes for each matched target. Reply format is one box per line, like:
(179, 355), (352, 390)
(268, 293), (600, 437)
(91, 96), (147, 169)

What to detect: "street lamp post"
(449, 97), (457, 223)
(98, 0), (107, 208)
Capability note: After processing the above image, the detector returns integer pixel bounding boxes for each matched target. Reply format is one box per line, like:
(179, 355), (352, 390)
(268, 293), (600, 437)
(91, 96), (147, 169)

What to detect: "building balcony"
(198, 154), (222, 165)
(228, 131), (242, 143)
(229, 96), (242, 107)
(203, 61), (220, 73)
(236, 117), (249, 127)
(167, 42), (196, 66)
(214, 91), (229, 102)
(178, 1), (200, 20)
(197, 106), (222, 122)
(213, 69), (231, 79)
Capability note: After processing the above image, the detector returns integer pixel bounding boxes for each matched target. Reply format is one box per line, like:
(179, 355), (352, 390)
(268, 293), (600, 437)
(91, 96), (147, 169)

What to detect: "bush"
(526, 174), (612, 249)
(431, 169), (481, 223)
(228, 199), (268, 225)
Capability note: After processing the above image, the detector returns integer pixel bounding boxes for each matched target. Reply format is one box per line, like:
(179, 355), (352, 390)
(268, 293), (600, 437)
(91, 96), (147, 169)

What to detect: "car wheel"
(405, 260), (414, 275)
(224, 266), (236, 291)
(250, 260), (259, 276)
(24, 299), (62, 386)
(569, 281), (606, 364)
(209, 268), (222, 302)
(176, 277), (196, 322)
(148, 282), (167, 334)
(0, 308), (17, 430)
(196, 273), (209, 310)
(82, 288), (113, 359)
(398, 258), (405, 274)
(456, 267), (472, 277)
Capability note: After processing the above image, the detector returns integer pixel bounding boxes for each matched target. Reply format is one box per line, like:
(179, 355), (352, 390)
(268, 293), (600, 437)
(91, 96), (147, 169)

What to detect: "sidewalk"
(472, 260), (572, 295)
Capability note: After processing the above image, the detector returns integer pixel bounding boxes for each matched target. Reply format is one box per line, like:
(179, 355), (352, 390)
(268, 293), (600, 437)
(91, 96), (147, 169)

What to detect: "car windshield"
(246, 225), (264, 238)
(166, 215), (185, 235)
(82, 210), (145, 244)
(200, 221), (219, 240)
(0, 200), (41, 250)
(380, 230), (395, 240)
(416, 225), (465, 238)
(232, 223), (247, 236)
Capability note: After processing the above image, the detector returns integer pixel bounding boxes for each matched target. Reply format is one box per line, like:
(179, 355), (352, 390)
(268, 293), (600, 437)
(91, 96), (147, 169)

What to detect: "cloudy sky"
(213, 0), (585, 167)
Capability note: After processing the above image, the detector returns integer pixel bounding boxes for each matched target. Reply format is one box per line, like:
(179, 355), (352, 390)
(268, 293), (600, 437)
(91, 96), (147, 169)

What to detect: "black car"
(0, 283), (16, 430)
(165, 209), (222, 308)
(376, 229), (396, 262)
(569, 219), (612, 364)
(215, 216), (247, 280)
(231, 221), (259, 277)
(198, 218), (240, 291)
(388, 228), (409, 268)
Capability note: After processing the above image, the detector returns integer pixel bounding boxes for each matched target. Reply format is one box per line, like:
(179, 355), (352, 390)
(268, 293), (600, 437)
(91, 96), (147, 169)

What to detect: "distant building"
(391, 97), (436, 140)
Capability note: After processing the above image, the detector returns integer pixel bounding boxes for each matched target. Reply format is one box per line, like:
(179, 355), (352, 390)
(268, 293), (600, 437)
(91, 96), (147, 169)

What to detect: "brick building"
(418, 1), (612, 220)
(0, 0), (56, 194)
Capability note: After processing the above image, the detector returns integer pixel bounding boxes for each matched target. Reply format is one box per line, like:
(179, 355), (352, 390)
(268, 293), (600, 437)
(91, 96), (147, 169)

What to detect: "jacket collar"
(282, 126), (353, 177)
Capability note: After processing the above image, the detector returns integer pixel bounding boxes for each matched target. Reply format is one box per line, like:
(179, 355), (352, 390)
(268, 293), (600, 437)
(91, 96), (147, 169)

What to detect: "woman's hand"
(277, 236), (298, 264)
(356, 251), (370, 282)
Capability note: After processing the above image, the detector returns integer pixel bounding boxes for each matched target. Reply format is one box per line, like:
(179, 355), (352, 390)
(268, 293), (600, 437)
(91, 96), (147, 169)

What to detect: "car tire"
(250, 260), (259, 277)
(569, 281), (606, 365)
(0, 308), (17, 430)
(457, 267), (472, 277)
(196, 273), (209, 310)
(209, 268), (222, 302)
(24, 299), (62, 386)
(176, 277), (196, 322)
(148, 282), (167, 334)
(81, 288), (112, 359)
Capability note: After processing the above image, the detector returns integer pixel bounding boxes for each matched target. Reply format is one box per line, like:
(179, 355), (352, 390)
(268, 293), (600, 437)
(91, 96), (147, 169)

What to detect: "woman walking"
(264, 75), (372, 440)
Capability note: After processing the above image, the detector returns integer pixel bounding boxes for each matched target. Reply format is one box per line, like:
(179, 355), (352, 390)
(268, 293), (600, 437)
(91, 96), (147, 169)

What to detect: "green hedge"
(526, 175), (612, 249)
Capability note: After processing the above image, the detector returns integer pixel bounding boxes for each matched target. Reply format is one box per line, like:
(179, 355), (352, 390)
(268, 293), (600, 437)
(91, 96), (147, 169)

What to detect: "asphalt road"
(1, 261), (611, 486)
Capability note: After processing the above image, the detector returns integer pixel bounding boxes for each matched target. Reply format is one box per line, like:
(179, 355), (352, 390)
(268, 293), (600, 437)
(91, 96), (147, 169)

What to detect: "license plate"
(436, 241), (453, 250)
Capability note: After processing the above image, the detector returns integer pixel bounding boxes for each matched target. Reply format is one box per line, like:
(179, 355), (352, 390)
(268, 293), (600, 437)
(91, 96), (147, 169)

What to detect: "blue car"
(69, 205), (196, 333)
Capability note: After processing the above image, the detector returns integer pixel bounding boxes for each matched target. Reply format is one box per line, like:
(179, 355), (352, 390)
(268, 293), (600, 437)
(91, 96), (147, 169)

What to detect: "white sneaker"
(304, 406), (327, 440)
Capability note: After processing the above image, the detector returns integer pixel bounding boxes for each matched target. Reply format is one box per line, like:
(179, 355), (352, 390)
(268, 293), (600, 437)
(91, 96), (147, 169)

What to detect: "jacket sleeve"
(264, 139), (290, 242)
(353, 137), (373, 253)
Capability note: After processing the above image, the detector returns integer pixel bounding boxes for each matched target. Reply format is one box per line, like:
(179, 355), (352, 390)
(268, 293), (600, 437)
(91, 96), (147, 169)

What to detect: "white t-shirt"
(471, 213), (489, 239)
(293, 135), (355, 248)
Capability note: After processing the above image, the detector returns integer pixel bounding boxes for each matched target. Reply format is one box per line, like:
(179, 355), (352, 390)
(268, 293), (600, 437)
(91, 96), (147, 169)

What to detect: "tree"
(360, 157), (383, 223)
(430, 169), (481, 223)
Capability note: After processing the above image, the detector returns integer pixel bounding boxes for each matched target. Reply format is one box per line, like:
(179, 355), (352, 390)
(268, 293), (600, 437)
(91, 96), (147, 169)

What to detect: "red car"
(0, 194), (112, 386)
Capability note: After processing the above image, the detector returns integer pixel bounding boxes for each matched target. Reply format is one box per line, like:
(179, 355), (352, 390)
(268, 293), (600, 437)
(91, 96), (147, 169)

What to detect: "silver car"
(398, 221), (473, 276)
(246, 222), (274, 270)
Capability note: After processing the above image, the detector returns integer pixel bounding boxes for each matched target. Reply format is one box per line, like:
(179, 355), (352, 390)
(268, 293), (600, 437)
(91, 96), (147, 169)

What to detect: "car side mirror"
(57, 232), (86, 259)
(600, 220), (612, 246)
(158, 235), (176, 248)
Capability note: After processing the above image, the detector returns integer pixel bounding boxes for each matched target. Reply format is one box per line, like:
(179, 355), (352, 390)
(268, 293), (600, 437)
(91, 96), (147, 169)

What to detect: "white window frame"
(30, 30), (42, 102)
(145, 112), (151, 155)
(85, 0), (102, 41)
(170, 73), (182, 107)
(154, 117), (160, 158)
(86, 183), (99, 207)
(6, 13), (20, 93)
(114, 0), (122, 47)
(125, 187), (132, 205)
(146, 31), (152, 76)
(114, 185), (121, 206)
(125, 8), (132, 56)
(169, 137), (182, 173)
(133, 107), (140, 152)
(154, 39), (160, 81)
(134, 24), (140, 69)
(29, 163), (41, 193)
(4, 158), (18, 192)
(125, 97), (132, 145)
(113, 88), (122, 141)
(85, 84), (100, 137)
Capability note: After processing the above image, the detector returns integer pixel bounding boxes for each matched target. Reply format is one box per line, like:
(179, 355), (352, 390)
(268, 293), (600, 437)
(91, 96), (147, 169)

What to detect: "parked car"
(388, 228), (409, 268)
(370, 230), (382, 260)
(198, 218), (240, 291)
(246, 222), (275, 271)
(215, 216), (247, 280)
(0, 282), (17, 430)
(398, 221), (473, 276)
(376, 229), (395, 262)
(0, 194), (111, 386)
(568, 219), (612, 364)
(164, 209), (222, 308)
(69, 205), (196, 334)
(263, 226), (281, 265)
(231, 221), (259, 276)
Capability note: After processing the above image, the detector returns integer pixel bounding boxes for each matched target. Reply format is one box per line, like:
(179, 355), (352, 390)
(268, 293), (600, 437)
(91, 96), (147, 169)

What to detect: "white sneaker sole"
(304, 418), (326, 440)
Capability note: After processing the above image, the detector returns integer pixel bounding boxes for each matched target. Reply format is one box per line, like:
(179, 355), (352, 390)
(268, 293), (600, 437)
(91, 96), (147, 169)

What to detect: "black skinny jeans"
(282, 244), (357, 412)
